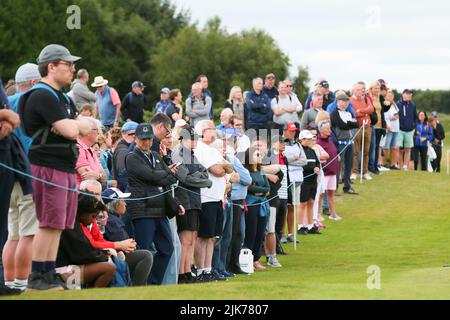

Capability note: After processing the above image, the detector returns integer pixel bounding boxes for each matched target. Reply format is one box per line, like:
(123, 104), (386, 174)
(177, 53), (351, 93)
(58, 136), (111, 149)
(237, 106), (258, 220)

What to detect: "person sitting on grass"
(102, 188), (153, 287)
(297, 130), (321, 235)
(56, 194), (116, 289)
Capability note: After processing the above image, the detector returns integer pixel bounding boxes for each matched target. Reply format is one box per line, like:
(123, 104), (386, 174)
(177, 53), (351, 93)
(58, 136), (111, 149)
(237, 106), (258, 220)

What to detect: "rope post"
(360, 121), (366, 184)
(447, 149), (450, 175)
(293, 183), (297, 251)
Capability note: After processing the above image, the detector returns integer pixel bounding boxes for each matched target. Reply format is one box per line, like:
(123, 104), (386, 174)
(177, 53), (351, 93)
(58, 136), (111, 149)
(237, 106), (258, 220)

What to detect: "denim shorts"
(383, 132), (399, 149)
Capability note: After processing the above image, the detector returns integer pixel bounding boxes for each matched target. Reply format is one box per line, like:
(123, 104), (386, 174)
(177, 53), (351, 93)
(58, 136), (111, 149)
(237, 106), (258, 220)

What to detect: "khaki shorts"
(8, 182), (39, 240)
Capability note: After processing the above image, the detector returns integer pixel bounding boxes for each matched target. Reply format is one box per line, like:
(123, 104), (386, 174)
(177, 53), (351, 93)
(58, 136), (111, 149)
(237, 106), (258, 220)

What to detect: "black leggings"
(227, 201), (244, 271)
(275, 199), (288, 239)
(414, 146), (428, 171)
(244, 205), (268, 262)
(126, 250), (153, 286)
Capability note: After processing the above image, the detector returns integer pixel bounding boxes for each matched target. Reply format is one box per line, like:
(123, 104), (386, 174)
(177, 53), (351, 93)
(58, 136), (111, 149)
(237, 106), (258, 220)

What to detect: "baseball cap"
(160, 87), (170, 94)
(403, 89), (414, 94)
(299, 130), (314, 140)
(15, 63), (41, 83)
(121, 121), (139, 133)
(102, 188), (131, 205)
(319, 81), (330, 88)
(136, 123), (154, 140)
(37, 44), (81, 65)
(179, 126), (198, 141)
(336, 93), (350, 101)
(431, 111), (439, 118)
(132, 81), (146, 89)
(285, 122), (300, 132)
(265, 73), (276, 80)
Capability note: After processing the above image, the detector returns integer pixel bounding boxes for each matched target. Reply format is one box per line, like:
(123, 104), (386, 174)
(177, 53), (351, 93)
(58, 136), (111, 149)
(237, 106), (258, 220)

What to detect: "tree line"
(1, 0), (448, 115)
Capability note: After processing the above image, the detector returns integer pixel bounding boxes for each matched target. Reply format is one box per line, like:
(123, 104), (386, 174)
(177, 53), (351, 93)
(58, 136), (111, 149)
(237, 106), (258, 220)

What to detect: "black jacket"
(171, 145), (212, 211)
(433, 123), (445, 145)
(126, 147), (178, 220)
(268, 170), (284, 208)
(57, 220), (109, 267)
(121, 92), (148, 124)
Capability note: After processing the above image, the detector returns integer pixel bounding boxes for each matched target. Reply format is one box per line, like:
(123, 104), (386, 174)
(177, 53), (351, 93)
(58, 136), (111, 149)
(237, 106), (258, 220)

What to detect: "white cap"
(299, 130), (314, 140)
(15, 63), (41, 83)
(175, 119), (187, 128)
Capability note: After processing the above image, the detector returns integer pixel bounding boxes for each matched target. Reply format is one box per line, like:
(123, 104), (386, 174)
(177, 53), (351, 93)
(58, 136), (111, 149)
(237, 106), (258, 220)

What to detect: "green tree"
(292, 65), (311, 105)
(151, 17), (290, 113)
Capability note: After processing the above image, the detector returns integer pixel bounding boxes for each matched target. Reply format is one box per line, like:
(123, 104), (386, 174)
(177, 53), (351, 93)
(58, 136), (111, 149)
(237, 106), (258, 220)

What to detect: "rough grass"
(3, 167), (450, 300)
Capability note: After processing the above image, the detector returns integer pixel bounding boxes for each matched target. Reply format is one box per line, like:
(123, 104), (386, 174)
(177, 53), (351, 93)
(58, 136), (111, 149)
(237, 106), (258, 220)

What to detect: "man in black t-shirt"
(20, 45), (91, 291)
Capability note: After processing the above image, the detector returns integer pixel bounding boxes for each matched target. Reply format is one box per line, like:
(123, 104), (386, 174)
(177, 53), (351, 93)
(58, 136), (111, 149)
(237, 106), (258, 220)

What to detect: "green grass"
(3, 168), (450, 300)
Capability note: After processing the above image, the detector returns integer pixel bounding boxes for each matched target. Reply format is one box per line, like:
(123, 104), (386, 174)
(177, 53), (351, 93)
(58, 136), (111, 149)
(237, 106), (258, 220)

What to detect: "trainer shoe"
(350, 173), (358, 180)
(212, 270), (228, 281)
(308, 226), (322, 234)
(363, 173), (373, 180)
(403, 165), (408, 171)
(378, 165), (390, 172)
(344, 187), (359, 195)
(322, 208), (330, 216)
(221, 271), (236, 278)
(0, 284), (22, 296)
(27, 272), (65, 291)
(286, 235), (299, 243)
(298, 227), (309, 235)
(267, 257), (282, 268)
(280, 235), (288, 244)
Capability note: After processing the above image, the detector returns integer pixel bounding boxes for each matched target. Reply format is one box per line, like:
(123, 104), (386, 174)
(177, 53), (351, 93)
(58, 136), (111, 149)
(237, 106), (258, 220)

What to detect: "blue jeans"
(369, 128), (385, 172)
(133, 217), (174, 285)
(162, 218), (181, 285)
(212, 202), (233, 272)
(322, 193), (329, 210)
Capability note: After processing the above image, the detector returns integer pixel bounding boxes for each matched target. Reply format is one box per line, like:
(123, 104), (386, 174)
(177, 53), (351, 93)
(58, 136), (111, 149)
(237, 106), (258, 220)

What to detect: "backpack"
(18, 83), (77, 153)
(110, 255), (132, 287)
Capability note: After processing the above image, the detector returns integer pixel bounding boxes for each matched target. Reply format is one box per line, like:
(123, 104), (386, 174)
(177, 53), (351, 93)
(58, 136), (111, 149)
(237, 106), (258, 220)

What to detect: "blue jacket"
(414, 122), (433, 147)
(104, 212), (129, 242)
(245, 90), (272, 129)
(263, 86), (279, 100)
(228, 153), (252, 201)
(8, 92), (32, 154)
(397, 98), (418, 132)
(326, 100), (356, 118)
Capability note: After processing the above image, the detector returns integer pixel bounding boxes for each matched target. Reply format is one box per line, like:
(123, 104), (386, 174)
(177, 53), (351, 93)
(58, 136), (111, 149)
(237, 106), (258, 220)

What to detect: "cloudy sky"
(174, 0), (450, 91)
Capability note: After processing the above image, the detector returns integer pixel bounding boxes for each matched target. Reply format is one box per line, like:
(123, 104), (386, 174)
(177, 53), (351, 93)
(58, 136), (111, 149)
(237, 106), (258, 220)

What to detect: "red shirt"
(81, 221), (115, 250)
(350, 95), (374, 128)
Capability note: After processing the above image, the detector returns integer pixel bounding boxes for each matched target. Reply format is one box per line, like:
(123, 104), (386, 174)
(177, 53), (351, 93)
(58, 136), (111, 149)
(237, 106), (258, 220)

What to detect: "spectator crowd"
(0, 44), (446, 294)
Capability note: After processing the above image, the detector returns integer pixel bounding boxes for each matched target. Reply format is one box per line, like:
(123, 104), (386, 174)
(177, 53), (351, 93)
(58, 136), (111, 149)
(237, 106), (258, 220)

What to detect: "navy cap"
(136, 123), (154, 140)
(132, 81), (146, 89)
(102, 188), (131, 205)
(403, 89), (414, 94)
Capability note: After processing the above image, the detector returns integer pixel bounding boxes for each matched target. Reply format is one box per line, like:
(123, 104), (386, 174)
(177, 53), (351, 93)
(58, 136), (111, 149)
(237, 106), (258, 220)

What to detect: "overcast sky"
(173, 0), (450, 91)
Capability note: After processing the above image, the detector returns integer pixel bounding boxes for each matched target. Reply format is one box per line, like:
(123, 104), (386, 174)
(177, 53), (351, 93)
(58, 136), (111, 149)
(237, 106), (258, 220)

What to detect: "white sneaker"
(329, 214), (342, 221)
(363, 173), (373, 180)
(268, 257), (282, 268)
(350, 173), (358, 180)
(403, 165), (408, 171)
(378, 165), (390, 172)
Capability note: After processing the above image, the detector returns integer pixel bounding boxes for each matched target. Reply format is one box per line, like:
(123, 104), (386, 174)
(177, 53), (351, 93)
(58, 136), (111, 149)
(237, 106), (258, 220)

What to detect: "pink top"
(76, 139), (102, 185)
